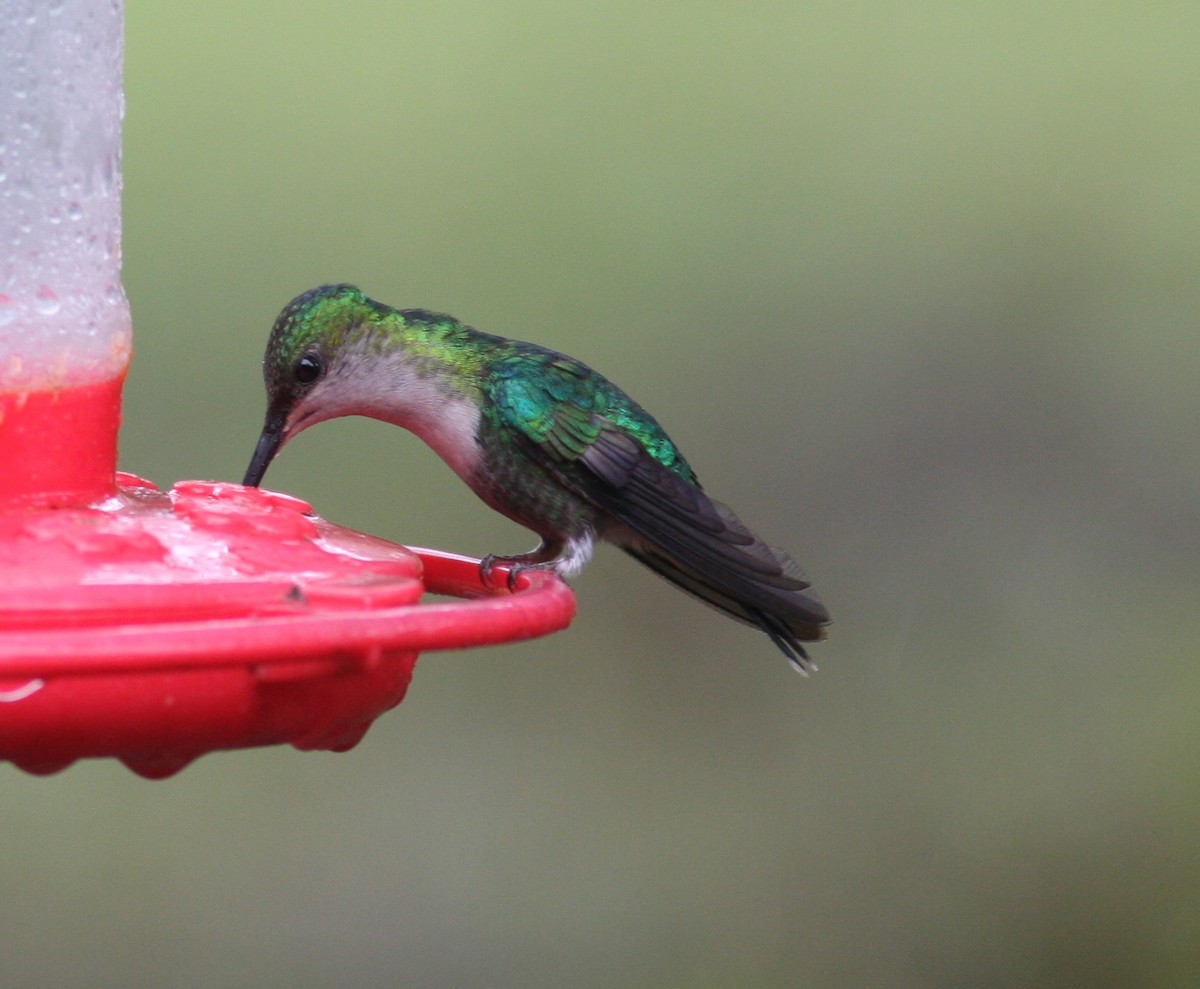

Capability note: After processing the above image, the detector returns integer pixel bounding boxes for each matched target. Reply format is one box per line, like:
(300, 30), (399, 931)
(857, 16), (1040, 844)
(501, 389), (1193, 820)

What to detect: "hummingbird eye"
(293, 353), (323, 385)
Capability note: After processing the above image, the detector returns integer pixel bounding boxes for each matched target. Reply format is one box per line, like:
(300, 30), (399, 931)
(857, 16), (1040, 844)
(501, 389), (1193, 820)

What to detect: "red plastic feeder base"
(0, 475), (575, 778)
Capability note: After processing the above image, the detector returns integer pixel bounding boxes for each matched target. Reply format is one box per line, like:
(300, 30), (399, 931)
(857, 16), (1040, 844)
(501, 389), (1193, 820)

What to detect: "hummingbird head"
(243, 283), (385, 486)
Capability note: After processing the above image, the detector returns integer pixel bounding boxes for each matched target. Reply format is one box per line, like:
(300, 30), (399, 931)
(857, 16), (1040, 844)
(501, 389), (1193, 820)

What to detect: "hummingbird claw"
(479, 554), (497, 587)
(479, 552), (559, 591)
(479, 554), (520, 592)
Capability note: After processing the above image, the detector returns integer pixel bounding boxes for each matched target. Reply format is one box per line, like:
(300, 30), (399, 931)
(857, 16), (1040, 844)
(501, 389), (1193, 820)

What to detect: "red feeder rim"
(0, 463), (575, 778)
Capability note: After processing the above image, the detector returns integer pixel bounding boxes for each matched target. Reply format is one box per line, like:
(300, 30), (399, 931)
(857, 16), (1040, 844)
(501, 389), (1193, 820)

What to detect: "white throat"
(291, 350), (483, 483)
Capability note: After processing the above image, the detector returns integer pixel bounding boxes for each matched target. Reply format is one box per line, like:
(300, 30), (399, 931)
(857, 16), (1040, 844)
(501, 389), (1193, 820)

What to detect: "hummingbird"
(243, 285), (830, 670)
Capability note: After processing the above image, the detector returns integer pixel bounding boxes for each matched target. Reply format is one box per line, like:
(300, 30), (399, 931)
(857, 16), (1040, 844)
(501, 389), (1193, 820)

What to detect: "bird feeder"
(0, 0), (574, 779)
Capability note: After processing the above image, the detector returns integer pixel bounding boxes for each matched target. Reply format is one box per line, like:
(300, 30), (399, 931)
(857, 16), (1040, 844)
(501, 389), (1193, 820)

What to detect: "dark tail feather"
(571, 426), (829, 670)
(621, 541), (829, 674)
(755, 609), (819, 674)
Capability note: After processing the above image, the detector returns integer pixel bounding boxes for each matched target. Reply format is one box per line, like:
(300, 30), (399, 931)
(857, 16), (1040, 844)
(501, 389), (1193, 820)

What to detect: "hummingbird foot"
(479, 537), (569, 591)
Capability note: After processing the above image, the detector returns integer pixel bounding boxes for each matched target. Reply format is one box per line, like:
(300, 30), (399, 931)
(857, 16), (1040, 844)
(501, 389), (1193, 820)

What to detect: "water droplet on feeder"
(33, 286), (60, 316)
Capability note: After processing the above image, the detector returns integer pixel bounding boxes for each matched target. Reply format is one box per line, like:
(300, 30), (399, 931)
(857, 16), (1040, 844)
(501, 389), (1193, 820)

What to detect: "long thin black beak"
(243, 411), (287, 487)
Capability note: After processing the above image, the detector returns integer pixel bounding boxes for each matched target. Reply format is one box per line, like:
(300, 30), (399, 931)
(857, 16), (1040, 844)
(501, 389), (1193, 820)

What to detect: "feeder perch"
(0, 0), (575, 778)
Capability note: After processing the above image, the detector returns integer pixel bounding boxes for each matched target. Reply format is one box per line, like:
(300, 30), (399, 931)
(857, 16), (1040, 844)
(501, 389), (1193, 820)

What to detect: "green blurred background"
(6, 2), (1200, 987)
